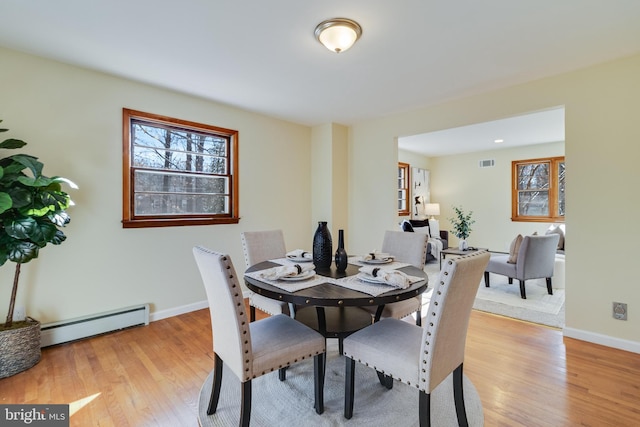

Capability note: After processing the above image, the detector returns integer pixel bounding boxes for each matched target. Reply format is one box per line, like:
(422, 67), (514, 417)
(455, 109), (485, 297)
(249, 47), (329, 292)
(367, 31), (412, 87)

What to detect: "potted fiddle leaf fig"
(0, 120), (76, 378)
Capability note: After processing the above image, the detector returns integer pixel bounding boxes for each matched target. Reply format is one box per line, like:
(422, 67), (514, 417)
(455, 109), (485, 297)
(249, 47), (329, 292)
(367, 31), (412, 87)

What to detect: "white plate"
(279, 270), (315, 281)
(362, 257), (394, 265)
(287, 256), (313, 263)
(357, 274), (387, 284)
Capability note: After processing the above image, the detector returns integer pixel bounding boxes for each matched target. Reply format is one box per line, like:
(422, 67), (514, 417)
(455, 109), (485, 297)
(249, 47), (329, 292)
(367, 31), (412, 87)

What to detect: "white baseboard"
(563, 327), (640, 354)
(149, 300), (209, 322)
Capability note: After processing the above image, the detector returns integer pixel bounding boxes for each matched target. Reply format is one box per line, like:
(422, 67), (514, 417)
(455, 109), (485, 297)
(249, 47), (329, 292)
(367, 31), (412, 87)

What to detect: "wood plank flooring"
(1, 304), (639, 426)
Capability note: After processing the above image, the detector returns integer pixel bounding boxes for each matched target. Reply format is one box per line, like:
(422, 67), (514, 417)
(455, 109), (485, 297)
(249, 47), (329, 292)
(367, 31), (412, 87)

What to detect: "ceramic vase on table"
(313, 221), (333, 269)
(458, 239), (468, 250)
(335, 229), (348, 272)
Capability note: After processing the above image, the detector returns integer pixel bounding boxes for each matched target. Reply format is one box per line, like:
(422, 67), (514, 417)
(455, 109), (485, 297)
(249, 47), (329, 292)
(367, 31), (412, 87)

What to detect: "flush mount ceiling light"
(314, 18), (362, 53)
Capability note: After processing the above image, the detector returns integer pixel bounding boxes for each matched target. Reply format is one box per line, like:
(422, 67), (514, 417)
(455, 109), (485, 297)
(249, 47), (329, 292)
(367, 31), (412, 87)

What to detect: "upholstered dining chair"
(361, 230), (429, 326)
(241, 230), (291, 321)
(343, 251), (490, 426)
(483, 234), (559, 299)
(192, 246), (326, 426)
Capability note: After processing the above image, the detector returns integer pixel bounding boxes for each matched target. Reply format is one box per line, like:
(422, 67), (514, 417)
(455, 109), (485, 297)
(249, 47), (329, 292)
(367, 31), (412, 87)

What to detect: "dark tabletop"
(244, 260), (429, 308)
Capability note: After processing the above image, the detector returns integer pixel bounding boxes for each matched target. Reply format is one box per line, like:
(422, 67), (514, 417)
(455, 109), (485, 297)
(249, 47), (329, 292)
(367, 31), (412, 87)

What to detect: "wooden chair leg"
(419, 390), (431, 427)
(546, 277), (553, 295)
(240, 380), (252, 427)
(207, 353), (224, 415)
(519, 280), (527, 299)
(314, 353), (325, 414)
(453, 364), (469, 427)
(483, 271), (490, 287)
(344, 357), (355, 419)
(249, 305), (256, 322)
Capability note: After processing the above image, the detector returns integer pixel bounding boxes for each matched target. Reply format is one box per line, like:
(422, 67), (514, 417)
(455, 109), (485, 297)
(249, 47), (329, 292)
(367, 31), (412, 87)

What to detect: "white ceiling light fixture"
(315, 18), (362, 53)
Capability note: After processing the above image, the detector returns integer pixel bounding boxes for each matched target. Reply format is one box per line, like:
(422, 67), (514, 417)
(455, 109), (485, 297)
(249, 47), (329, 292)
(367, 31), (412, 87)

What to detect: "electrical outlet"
(12, 305), (26, 322)
(613, 302), (627, 320)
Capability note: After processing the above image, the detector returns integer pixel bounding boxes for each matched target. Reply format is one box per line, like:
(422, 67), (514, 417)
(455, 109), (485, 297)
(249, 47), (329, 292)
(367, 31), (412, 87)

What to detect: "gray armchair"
(483, 234), (560, 299)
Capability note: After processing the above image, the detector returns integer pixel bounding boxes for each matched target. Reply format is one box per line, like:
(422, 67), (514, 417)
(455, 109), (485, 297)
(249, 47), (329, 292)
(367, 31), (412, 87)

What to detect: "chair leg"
(418, 390), (431, 427)
(415, 308), (422, 326)
(339, 337), (344, 355)
(344, 357), (356, 419)
(546, 277), (553, 295)
(376, 370), (393, 389)
(519, 280), (527, 299)
(278, 367), (287, 381)
(240, 380), (252, 427)
(249, 305), (256, 322)
(207, 353), (224, 415)
(453, 364), (469, 427)
(508, 277), (513, 284)
(483, 271), (490, 287)
(314, 353), (325, 414)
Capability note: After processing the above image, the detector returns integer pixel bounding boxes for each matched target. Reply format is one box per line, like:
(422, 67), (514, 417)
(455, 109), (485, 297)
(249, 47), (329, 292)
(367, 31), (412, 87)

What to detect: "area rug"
(198, 342), (484, 426)
(424, 262), (565, 328)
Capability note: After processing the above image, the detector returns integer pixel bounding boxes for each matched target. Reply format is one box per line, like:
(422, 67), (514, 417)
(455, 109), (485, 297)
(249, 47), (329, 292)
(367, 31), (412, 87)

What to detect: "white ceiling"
(399, 107), (565, 157)
(1, 1), (639, 138)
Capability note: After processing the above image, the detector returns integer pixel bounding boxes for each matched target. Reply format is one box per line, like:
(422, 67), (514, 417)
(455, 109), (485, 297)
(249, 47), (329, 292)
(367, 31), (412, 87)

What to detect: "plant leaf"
(8, 241), (39, 264)
(0, 138), (27, 150)
(0, 192), (12, 214)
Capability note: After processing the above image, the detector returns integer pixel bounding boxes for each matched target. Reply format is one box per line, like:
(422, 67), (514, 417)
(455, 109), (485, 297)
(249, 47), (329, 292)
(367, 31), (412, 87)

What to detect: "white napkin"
(362, 251), (393, 262)
(286, 249), (312, 259)
(359, 266), (411, 289)
(259, 263), (315, 280)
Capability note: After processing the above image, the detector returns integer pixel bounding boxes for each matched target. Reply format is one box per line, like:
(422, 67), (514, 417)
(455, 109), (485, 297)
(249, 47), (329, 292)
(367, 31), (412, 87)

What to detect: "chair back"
(193, 246), (252, 381)
(241, 229), (287, 268)
(419, 251), (490, 392)
(381, 230), (428, 268)
(517, 234), (560, 280)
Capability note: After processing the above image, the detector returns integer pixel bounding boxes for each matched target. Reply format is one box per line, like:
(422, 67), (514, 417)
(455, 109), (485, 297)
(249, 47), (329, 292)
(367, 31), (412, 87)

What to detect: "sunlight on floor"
(69, 393), (101, 417)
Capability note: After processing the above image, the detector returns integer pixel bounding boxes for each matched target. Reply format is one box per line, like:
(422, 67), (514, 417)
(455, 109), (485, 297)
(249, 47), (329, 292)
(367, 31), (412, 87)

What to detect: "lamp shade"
(424, 203), (440, 218)
(315, 18), (362, 53)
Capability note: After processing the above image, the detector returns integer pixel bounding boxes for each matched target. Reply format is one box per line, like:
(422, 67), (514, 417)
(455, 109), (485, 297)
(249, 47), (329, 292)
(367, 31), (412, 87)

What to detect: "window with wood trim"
(122, 109), (239, 228)
(512, 156), (565, 222)
(398, 162), (410, 216)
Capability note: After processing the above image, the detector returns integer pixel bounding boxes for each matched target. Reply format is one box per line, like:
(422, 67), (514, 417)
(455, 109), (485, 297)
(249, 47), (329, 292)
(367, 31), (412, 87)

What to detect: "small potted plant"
(0, 120), (76, 378)
(449, 206), (475, 250)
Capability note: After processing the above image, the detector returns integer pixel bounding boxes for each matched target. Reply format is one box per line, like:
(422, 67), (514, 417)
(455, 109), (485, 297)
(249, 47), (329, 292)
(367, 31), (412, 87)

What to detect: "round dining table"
(244, 260), (429, 351)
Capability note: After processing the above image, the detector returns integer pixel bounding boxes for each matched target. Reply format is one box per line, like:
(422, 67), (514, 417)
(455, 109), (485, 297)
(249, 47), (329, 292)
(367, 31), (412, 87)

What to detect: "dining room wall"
(0, 46), (314, 324)
(348, 52), (640, 351)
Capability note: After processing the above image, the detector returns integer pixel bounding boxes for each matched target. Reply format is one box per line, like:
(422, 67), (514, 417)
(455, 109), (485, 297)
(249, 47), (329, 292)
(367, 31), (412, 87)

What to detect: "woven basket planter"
(0, 317), (41, 378)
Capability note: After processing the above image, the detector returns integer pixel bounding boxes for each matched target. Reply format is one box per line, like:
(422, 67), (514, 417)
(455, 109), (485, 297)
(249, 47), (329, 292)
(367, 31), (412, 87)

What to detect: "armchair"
(401, 219), (448, 263)
(483, 234), (560, 299)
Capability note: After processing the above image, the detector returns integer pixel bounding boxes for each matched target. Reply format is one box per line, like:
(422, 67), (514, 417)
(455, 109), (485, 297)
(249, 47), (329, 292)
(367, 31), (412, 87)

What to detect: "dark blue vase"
(313, 221), (333, 269)
(335, 229), (348, 272)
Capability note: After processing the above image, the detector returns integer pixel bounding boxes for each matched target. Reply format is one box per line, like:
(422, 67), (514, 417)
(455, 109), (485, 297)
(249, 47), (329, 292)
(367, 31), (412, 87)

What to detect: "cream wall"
(0, 47), (313, 323)
(431, 141), (565, 251)
(349, 54), (640, 351)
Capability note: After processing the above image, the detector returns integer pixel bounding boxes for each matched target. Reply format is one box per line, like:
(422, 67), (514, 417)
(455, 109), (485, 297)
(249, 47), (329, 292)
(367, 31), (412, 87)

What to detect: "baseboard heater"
(40, 304), (150, 348)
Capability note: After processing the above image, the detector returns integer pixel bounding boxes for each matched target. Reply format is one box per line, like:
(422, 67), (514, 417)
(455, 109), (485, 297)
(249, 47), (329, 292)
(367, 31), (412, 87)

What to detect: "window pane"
(518, 190), (549, 216)
(517, 163), (549, 191)
(134, 170), (228, 193)
(558, 162), (565, 216)
(134, 193), (228, 215)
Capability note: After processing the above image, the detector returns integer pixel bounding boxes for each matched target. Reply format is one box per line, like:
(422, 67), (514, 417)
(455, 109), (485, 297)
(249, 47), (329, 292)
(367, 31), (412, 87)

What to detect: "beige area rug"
(198, 341), (484, 426)
(424, 262), (565, 328)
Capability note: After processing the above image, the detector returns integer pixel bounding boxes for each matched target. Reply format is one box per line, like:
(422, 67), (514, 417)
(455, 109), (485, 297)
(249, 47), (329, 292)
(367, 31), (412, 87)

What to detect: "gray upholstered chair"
(343, 251), (490, 426)
(241, 230), (291, 321)
(192, 246), (326, 426)
(483, 234), (560, 299)
(361, 230), (429, 326)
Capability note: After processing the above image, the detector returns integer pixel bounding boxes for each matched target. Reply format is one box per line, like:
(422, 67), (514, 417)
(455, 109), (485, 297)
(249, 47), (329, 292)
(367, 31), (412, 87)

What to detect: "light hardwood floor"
(1, 304), (639, 426)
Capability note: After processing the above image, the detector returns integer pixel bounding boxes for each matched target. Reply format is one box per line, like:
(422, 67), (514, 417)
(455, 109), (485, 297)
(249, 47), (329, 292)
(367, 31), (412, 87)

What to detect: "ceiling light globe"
(315, 18), (362, 53)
